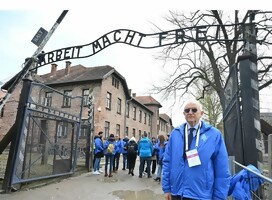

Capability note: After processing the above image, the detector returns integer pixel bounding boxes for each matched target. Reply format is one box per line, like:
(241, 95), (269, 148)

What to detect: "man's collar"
(186, 122), (200, 130)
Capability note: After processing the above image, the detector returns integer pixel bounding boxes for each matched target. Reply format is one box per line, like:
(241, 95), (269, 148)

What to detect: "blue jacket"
(138, 137), (153, 157)
(103, 138), (117, 156)
(155, 141), (167, 161)
(115, 139), (123, 154)
(152, 141), (159, 156)
(94, 137), (103, 154)
(228, 164), (264, 199)
(162, 120), (231, 200)
(122, 137), (129, 154)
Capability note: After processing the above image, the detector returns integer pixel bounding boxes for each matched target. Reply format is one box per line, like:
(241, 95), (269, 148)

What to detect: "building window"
(138, 130), (141, 140)
(126, 102), (130, 118)
(82, 89), (89, 106)
(80, 125), (88, 139)
(105, 121), (110, 138)
(132, 128), (136, 137)
(63, 90), (72, 107)
(44, 92), (52, 107)
(112, 76), (119, 89)
(162, 122), (166, 131)
(160, 121), (163, 131)
(80, 120), (89, 139)
(148, 114), (151, 126)
(106, 92), (111, 110)
(117, 98), (121, 114)
(144, 112), (147, 124)
(116, 124), (120, 136)
(125, 127), (129, 136)
(133, 106), (136, 120)
(139, 110), (142, 123)
(57, 122), (68, 138)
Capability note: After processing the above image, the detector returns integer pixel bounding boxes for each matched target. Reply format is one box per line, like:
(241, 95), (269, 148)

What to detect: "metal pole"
(240, 11), (263, 168)
(2, 10), (69, 192)
(229, 156), (236, 175)
(233, 160), (272, 183)
(0, 10), (68, 113)
(2, 78), (33, 192)
(268, 134), (272, 198)
(87, 89), (94, 172)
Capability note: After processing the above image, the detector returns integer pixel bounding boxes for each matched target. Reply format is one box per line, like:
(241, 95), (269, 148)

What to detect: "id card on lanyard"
(185, 122), (201, 167)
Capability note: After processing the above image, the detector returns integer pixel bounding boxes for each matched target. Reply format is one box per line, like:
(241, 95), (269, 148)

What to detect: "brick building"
(0, 61), (173, 143)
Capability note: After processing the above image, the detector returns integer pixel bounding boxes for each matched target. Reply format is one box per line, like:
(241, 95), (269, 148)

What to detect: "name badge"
(186, 149), (201, 167)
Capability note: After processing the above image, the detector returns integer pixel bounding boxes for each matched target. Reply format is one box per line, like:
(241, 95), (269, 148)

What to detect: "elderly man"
(162, 99), (230, 200)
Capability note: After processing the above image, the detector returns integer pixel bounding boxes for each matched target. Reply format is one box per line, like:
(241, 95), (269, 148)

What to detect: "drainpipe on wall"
(124, 98), (132, 138)
(150, 113), (153, 138)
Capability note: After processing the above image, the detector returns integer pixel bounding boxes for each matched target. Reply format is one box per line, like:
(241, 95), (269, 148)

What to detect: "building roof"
(260, 112), (272, 125)
(130, 98), (154, 114)
(40, 65), (112, 84)
(260, 112), (272, 136)
(159, 113), (172, 124)
(134, 96), (162, 108)
(0, 90), (6, 100)
(39, 64), (131, 99)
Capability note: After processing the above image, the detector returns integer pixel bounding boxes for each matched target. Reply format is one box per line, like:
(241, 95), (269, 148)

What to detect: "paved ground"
(1, 158), (165, 200)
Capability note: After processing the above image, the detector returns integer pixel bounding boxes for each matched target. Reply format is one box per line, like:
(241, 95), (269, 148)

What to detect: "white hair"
(183, 99), (203, 111)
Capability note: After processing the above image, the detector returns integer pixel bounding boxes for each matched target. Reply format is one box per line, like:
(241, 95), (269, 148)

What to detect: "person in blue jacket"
(103, 134), (117, 177)
(122, 136), (129, 170)
(93, 131), (104, 175)
(113, 135), (122, 172)
(162, 99), (231, 200)
(154, 134), (167, 182)
(138, 132), (153, 178)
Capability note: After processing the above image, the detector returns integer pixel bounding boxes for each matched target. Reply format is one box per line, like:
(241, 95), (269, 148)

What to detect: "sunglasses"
(184, 108), (198, 113)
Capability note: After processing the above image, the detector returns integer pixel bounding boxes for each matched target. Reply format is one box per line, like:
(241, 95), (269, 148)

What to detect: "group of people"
(93, 131), (168, 181)
(93, 99), (232, 200)
(93, 132), (139, 177)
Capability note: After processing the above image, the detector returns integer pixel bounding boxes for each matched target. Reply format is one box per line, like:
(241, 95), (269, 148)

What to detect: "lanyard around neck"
(185, 122), (201, 151)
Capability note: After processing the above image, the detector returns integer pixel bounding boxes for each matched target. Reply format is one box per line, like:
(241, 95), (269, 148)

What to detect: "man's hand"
(164, 193), (171, 200)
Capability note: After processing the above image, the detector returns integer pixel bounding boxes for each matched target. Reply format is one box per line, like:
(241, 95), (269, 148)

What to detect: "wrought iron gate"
(3, 79), (83, 191)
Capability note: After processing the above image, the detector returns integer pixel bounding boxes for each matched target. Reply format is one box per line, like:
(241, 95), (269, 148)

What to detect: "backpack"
(107, 143), (114, 154)
(127, 143), (136, 154)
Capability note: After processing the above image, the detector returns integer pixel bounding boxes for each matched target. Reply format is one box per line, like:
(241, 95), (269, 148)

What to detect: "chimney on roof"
(132, 93), (136, 97)
(51, 63), (57, 75)
(65, 61), (71, 75)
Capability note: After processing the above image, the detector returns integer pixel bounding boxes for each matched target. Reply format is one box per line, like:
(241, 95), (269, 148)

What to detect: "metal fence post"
(268, 134), (272, 199)
(227, 156), (235, 200)
(229, 156), (236, 175)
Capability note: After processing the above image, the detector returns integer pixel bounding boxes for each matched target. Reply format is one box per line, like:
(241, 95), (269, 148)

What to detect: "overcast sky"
(0, 2), (189, 126)
(1, 2), (271, 126)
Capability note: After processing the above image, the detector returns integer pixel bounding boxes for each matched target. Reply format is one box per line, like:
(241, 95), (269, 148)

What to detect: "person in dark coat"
(151, 136), (158, 174)
(126, 137), (138, 176)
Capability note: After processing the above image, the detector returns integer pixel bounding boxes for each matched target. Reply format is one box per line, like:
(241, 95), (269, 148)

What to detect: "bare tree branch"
(151, 10), (272, 111)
